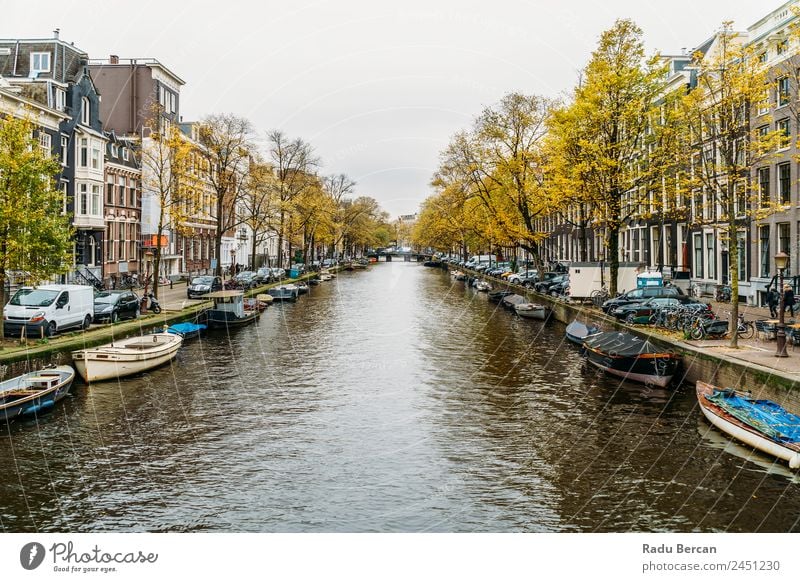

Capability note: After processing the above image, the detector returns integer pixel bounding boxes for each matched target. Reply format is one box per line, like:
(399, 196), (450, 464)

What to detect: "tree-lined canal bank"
(1, 262), (798, 532)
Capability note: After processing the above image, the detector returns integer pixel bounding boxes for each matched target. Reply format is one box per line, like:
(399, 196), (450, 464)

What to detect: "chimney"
(53, 28), (60, 39)
(110, 54), (119, 64)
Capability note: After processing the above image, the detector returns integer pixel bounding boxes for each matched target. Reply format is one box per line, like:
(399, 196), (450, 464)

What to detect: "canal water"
(1, 262), (799, 532)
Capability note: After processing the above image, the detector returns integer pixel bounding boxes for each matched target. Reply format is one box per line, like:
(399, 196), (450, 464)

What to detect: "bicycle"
(590, 286), (609, 308)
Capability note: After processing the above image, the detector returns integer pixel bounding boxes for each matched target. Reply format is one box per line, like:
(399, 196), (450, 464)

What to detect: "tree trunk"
(608, 225), (620, 296)
(728, 221), (740, 349)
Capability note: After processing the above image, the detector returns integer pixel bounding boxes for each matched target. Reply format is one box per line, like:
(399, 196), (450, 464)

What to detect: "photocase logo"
(20, 542), (46, 570)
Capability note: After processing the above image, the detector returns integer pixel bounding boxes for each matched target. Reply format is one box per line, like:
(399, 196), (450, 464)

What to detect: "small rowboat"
(72, 333), (183, 383)
(0, 366), (75, 421)
(475, 281), (492, 292)
(697, 381), (800, 470)
(565, 319), (601, 345)
(583, 331), (680, 388)
(166, 322), (207, 339)
(514, 303), (547, 319)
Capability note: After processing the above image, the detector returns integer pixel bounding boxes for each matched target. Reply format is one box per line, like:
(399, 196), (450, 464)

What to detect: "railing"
(75, 267), (105, 291)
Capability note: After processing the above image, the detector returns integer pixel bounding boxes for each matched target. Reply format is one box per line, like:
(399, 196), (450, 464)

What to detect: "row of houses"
(535, 1), (800, 306)
(0, 31), (280, 290)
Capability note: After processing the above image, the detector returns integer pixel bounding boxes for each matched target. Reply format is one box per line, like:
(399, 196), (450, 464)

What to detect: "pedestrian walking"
(767, 287), (779, 318)
(783, 284), (795, 317)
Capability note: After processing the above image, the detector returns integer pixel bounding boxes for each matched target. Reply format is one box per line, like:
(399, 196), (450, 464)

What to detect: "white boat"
(319, 271), (333, 281)
(475, 281), (492, 292)
(0, 366), (75, 421)
(514, 302), (548, 319)
(451, 270), (466, 281)
(72, 333), (183, 383)
(267, 284), (299, 301)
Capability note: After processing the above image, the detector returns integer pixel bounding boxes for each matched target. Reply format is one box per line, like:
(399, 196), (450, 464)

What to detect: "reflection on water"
(0, 262), (798, 532)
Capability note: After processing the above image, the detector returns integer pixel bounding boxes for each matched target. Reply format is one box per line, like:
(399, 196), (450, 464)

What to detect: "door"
(55, 292), (76, 327)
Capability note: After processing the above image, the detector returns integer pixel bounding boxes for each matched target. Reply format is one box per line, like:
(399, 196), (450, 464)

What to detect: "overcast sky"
(2, 1), (780, 217)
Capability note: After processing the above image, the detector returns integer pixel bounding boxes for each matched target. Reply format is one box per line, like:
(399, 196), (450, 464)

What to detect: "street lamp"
(775, 251), (790, 358)
(230, 248), (236, 279)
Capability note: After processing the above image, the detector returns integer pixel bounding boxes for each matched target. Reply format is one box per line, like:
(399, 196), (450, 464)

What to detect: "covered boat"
(697, 381), (800, 470)
(267, 285), (299, 302)
(488, 290), (513, 303)
(0, 366), (75, 421)
(72, 333), (183, 383)
(206, 291), (261, 328)
(502, 294), (526, 309)
(582, 331), (680, 388)
(167, 322), (207, 339)
(514, 303), (548, 319)
(565, 319), (601, 345)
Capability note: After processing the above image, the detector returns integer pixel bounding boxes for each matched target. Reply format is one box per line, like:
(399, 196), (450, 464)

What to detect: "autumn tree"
(266, 131), (319, 268)
(242, 156), (279, 268)
(553, 19), (669, 295)
(196, 114), (254, 276)
(681, 23), (783, 347)
(0, 115), (72, 336)
(140, 111), (198, 299)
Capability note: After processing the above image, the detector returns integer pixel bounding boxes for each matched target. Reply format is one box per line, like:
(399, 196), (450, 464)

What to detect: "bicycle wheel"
(738, 322), (755, 340)
(690, 325), (705, 340)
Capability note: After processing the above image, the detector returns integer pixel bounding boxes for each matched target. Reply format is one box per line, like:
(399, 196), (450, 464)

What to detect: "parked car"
(534, 274), (568, 294)
(187, 275), (223, 299)
(547, 278), (571, 297)
(231, 271), (258, 289)
(610, 296), (708, 323)
(601, 285), (685, 313)
(4, 284), (95, 337)
(253, 267), (273, 284)
(508, 269), (538, 285)
(94, 290), (140, 323)
(270, 267), (286, 280)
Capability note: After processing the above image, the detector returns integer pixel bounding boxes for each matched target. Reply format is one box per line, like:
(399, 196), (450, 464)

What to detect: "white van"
(4, 285), (95, 337)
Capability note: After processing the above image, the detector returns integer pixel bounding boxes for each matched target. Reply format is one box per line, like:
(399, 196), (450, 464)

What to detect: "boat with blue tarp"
(697, 381), (800, 469)
(167, 322), (207, 339)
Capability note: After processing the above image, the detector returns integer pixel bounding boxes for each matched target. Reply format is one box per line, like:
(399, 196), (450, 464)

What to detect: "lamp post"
(230, 248), (236, 279)
(775, 251), (790, 358)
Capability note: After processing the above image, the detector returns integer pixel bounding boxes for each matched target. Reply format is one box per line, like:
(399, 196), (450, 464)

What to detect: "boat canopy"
(207, 291), (245, 317)
(706, 389), (800, 444)
(583, 331), (673, 357)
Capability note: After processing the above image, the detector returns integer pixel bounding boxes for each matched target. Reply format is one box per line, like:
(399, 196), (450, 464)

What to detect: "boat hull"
(697, 382), (800, 469)
(206, 310), (261, 329)
(72, 334), (183, 383)
(0, 366), (75, 421)
(515, 304), (547, 319)
(583, 332), (679, 388)
(565, 320), (600, 345)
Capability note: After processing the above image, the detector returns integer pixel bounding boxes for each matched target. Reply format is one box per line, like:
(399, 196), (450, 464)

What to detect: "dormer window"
(122, 147), (128, 161)
(30, 52), (51, 74)
(55, 88), (66, 111)
(81, 97), (90, 125)
(111, 144), (118, 157)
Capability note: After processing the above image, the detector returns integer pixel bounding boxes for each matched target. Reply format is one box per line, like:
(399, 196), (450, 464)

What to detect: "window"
(91, 143), (101, 170)
(55, 88), (65, 111)
(737, 231), (746, 281)
(106, 224), (113, 261)
(119, 222), (126, 260)
(779, 223), (791, 255)
(38, 132), (51, 156)
(759, 52), (768, 63)
(122, 147), (128, 161)
(760, 226), (770, 278)
(30, 52), (51, 73)
(706, 233), (715, 280)
(60, 136), (68, 165)
(111, 144), (118, 158)
(81, 97), (90, 125)
(91, 185), (100, 216)
(79, 138), (88, 167)
(79, 183), (88, 215)
(778, 39), (789, 55)
(61, 182), (68, 215)
(778, 76), (790, 107)
(118, 176), (126, 206)
(694, 233), (703, 279)
(758, 87), (770, 116)
(777, 118), (790, 149)
(106, 177), (114, 204)
(779, 163), (791, 205)
(759, 167), (770, 207)
(131, 180), (138, 207)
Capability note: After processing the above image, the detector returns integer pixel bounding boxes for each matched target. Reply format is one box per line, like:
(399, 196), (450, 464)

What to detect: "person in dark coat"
(782, 284), (794, 316)
(767, 287), (779, 318)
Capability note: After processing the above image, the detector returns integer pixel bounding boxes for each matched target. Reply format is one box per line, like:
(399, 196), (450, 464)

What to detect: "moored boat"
(451, 270), (467, 281)
(0, 366), (75, 421)
(267, 284), (300, 302)
(256, 293), (274, 305)
(502, 294), (526, 309)
(206, 291), (261, 329)
(475, 281), (492, 292)
(72, 333), (183, 383)
(166, 322), (207, 339)
(296, 282), (310, 295)
(582, 331), (680, 388)
(319, 271), (333, 281)
(697, 381), (800, 470)
(514, 302), (548, 319)
(565, 319), (601, 345)
(488, 290), (513, 303)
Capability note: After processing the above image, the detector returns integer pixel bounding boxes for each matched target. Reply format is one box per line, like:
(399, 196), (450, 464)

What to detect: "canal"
(1, 261), (799, 532)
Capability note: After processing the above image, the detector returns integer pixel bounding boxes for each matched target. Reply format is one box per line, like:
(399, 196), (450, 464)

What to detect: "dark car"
(611, 296), (708, 323)
(534, 274), (568, 294)
(187, 275), (223, 299)
(94, 290), (140, 323)
(601, 285), (684, 313)
(234, 271), (258, 289)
